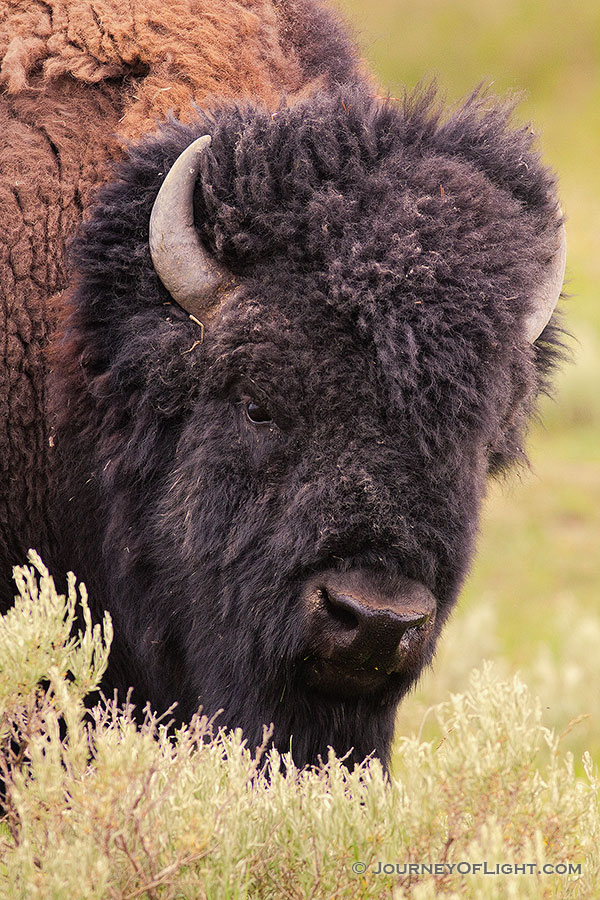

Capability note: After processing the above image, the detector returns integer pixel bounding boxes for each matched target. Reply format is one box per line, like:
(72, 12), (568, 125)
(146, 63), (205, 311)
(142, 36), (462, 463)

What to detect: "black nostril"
(319, 587), (358, 631)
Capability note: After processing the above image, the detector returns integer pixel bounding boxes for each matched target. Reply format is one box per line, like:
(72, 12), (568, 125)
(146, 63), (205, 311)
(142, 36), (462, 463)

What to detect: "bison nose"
(305, 570), (436, 676)
(319, 585), (431, 670)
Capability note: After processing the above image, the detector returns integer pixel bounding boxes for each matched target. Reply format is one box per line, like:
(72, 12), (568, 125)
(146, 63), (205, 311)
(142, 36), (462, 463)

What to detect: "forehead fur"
(187, 86), (560, 346)
(184, 86), (561, 440)
(197, 86), (556, 257)
(68, 85), (565, 473)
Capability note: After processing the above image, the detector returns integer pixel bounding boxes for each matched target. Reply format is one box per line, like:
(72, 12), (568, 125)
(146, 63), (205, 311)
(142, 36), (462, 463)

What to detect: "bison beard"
(44, 89), (566, 769)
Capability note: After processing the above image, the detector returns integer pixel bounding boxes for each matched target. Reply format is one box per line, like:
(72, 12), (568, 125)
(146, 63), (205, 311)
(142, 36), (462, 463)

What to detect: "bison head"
(51, 87), (565, 769)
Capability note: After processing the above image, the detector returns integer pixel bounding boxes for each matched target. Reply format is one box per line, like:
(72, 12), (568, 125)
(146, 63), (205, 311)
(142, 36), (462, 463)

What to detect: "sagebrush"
(0, 554), (597, 899)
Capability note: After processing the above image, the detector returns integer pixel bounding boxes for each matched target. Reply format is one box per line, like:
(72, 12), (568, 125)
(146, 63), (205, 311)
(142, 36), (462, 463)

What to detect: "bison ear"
(524, 208), (566, 343)
(149, 135), (236, 321)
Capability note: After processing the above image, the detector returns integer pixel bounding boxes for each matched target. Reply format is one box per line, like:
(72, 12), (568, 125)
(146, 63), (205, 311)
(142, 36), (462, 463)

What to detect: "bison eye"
(245, 400), (273, 426)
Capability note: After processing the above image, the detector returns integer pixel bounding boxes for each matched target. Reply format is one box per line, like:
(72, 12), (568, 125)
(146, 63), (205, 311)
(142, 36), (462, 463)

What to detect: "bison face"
(52, 89), (565, 769)
(145, 286), (473, 767)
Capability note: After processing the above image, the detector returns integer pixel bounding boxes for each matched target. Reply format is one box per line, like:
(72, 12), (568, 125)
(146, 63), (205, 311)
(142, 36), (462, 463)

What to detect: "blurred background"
(335, 0), (600, 769)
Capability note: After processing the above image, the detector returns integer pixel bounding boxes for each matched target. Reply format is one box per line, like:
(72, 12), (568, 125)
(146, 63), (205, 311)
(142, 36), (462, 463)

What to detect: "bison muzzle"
(302, 570), (436, 697)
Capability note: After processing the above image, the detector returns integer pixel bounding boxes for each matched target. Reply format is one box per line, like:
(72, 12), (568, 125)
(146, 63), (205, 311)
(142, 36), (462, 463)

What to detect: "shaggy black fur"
(49, 86), (565, 769)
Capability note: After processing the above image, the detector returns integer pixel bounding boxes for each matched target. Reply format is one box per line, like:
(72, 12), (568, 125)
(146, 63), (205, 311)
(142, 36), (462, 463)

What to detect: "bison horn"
(524, 210), (566, 343)
(149, 135), (234, 319)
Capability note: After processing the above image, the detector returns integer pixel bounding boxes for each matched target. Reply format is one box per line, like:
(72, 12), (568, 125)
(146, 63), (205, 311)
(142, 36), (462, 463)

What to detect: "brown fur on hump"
(0, 0), (363, 589)
(0, 77), (124, 576)
(0, 0), (343, 141)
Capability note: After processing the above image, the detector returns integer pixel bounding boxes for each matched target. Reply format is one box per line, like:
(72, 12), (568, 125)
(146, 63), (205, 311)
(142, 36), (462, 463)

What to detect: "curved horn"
(524, 209), (566, 343)
(149, 135), (233, 319)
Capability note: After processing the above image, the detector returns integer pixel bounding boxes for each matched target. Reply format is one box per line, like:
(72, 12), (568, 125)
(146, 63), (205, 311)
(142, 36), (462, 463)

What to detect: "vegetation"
(0, 555), (597, 899)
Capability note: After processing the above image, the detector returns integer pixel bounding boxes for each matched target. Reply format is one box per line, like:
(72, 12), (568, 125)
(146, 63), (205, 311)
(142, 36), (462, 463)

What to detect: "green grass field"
(335, 0), (600, 768)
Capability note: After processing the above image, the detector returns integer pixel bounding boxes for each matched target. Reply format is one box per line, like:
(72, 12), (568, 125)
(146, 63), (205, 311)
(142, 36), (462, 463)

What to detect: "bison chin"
(270, 658), (431, 771)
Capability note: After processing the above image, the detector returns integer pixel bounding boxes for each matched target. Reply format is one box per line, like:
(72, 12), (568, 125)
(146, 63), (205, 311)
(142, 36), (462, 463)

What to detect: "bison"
(0, 0), (566, 769)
